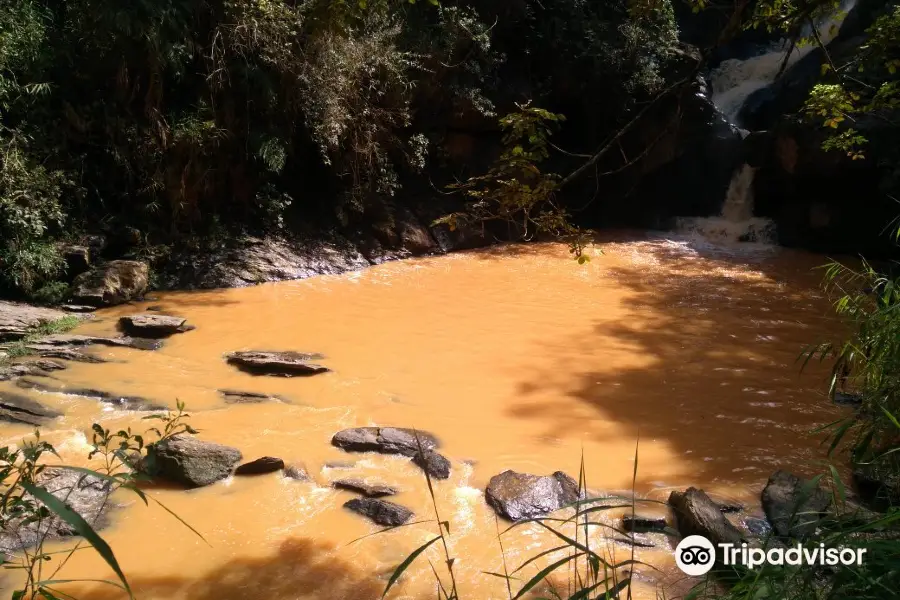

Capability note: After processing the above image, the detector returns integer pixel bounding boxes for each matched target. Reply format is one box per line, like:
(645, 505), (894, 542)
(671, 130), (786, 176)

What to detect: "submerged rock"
(146, 435), (242, 488)
(668, 487), (744, 546)
(218, 389), (288, 404)
(761, 470), (831, 538)
(120, 314), (194, 338)
(284, 464), (311, 481)
(225, 350), (328, 376)
(485, 470), (581, 521)
(72, 260), (149, 307)
(622, 515), (669, 533)
(15, 378), (164, 411)
(333, 478), (398, 498)
(0, 301), (73, 341)
(0, 392), (62, 426)
(22, 345), (107, 363)
(0, 468), (113, 554)
(331, 427), (438, 457)
(344, 498), (413, 526)
(235, 456), (285, 475)
(413, 451), (451, 480)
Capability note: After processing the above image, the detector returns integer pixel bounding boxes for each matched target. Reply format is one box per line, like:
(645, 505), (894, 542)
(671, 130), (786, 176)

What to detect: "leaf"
(382, 535), (442, 598)
(21, 482), (133, 598)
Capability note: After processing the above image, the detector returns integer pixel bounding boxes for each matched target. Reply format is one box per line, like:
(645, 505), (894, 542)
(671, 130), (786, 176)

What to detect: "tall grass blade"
(382, 535), (442, 598)
(512, 553), (584, 600)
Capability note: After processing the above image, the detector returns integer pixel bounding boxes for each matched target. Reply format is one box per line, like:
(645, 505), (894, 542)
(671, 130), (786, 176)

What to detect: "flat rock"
(23, 344), (107, 363)
(343, 498), (413, 526)
(15, 378), (163, 411)
(235, 456), (285, 475)
(485, 470), (581, 521)
(146, 435), (242, 488)
(72, 260), (149, 307)
(119, 314), (194, 338)
(61, 305), (97, 314)
(413, 451), (451, 480)
(0, 392), (62, 426)
(218, 389), (287, 404)
(331, 427), (438, 457)
(668, 487), (745, 546)
(0, 301), (72, 341)
(33, 333), (161, 351)
(0, 360), (65, 382)
(0, 468), (113, 554)
(332, 478), (398, 498)
(622, 515), (668, 533)
(225, 351), (328, 376)
(761, 470), (831, 538)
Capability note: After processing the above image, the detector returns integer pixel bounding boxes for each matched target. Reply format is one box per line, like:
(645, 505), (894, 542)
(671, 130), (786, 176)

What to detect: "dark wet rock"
(331, 427), (438, 457)
(235, 456), (285, 475)
(160, 234), (370, 290)
(743, 517), (774, 537)
(15, 378), (164, 411)
(343, 498), (413, 526)
(225, 350), (328, 377)
(284, 464), (311, 481)
(22, 345), (107, 363)
(0, 392), (62, 426)
(717, 502), (745, 514)
(833, 391), (863, 406)
(72, 260), (149, 307)
(413, 451), (451, 480)
(218, 389), (288, 404)
(146, 435), (242, 488)
(61, 304), (97, 314)
(0, 468), (113, 554)
(668, 487), (745, 546)
(333, 478), (398, 498)
(62, 245), (91, 278)
(853, 459), (900, 512)
(485, 470), (581, 521)
(761, 470), (831, 538)
(622, 515), (668, 533)
(0, 301), (73, 341)
(0, 360), (65, 382)
(32, 333), (162, 351)
(119, 314), (194, 338)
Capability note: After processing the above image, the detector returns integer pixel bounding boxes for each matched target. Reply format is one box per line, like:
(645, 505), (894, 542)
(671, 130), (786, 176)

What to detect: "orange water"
(0, 236), (848, 599)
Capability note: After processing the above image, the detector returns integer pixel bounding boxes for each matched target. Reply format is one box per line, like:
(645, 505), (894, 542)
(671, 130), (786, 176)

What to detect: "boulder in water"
(413, 451), (451, 480)
(485, 470), (581, 521)
(284, 464), (311, 481)
(344, 498), (413, 526)
(0, 392), (62, 426)
(622, 515), (669, 533)
(146, 435), (242, 488)
(331, 427), (439, 457)
(332, 478), (398, 498)
(120, 314), (194, 338)
(72, 260), (149, 307)
(668, 487), (744, 546)
(761, 470), (830, 538)
(235, 456), (285, 475)
(225, 350), (328, 376)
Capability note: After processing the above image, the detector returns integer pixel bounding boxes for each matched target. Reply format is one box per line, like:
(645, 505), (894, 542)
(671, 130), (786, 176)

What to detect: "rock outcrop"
(119, 314), (194, 338)
(235, 456), (285, 475)
(331, 427), (438, 457)
(72, 260), (149, 306)
(225, 351), (328, 376)
(0, 301), (78, 341)
(668, 487), (745, 546)
(0, 392), (62, 426)
(485, 470), (581, 521)
(31, 333), (162, 351)
(761, 470), (831, 538)
(146, 435), (242, 488)
(343, 498), (413, 526)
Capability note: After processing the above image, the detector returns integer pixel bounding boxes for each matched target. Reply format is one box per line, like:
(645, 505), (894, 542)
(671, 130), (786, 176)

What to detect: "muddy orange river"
(0, 236), (848, 599)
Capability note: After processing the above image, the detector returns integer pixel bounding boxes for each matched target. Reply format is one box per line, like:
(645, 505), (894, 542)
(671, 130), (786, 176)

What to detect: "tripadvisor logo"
(675, 535), (867, 575)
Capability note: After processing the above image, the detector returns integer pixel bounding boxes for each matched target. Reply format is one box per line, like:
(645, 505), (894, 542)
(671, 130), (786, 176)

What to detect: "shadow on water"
(509, 235), (851, 486)
(69, 537), (384, 600)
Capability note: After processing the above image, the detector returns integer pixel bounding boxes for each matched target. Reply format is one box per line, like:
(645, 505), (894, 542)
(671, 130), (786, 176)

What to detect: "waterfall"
(675, 164), (776, 245)
(709, 0), (857, 123)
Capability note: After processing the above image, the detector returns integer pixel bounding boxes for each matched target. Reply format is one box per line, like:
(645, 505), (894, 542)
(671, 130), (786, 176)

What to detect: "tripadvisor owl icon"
(675, 535), (716, 576)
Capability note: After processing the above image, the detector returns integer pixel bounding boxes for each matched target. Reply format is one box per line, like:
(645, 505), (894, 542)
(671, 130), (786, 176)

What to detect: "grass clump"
(0, 315), (81, 364)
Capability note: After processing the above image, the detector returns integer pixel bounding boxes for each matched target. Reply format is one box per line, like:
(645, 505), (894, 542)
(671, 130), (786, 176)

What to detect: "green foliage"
(443, 103), (590, 258)
(28, 282), (70, 306)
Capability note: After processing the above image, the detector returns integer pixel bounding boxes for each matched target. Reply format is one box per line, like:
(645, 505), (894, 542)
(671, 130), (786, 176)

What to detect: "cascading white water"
(675, 163), (777, 246)
(709, 0), (858, 123)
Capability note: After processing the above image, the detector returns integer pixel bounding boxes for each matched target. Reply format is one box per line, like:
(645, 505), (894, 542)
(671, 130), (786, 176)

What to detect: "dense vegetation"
(0, 0), (679, 297)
